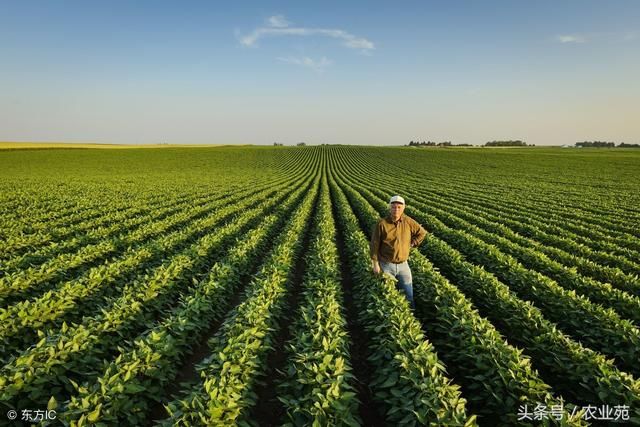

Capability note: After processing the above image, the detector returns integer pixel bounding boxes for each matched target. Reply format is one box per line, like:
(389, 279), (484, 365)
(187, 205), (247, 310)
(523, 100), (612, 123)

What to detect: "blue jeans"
(379, 260), (414, 309)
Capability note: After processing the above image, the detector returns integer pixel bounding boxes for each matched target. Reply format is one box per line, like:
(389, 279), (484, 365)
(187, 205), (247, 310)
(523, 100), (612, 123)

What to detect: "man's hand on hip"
(372, 261), (381, 275)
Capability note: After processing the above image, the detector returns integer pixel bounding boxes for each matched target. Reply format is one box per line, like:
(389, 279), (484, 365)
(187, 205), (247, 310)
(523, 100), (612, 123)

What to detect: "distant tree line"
(408, 140), (450, 147)
(575, 141), (615, 148)
(575, 141), (640, 148)
(407, 141), (473, 147)
(484, 140), (527, 147)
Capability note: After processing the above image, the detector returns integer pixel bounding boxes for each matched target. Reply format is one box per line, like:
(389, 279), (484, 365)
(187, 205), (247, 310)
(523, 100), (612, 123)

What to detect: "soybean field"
(0, 145), (639, 426)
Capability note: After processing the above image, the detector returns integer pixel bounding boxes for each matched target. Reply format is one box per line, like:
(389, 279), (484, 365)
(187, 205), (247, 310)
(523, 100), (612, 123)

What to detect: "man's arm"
(370, 221), (382, 274)
(410, 218), (427, 247)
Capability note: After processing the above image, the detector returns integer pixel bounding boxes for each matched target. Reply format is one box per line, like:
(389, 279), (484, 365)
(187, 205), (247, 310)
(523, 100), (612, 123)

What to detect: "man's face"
(390, 202), (405, 218)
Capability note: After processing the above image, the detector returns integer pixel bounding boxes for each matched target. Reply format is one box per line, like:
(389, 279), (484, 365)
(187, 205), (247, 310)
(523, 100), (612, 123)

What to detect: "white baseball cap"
(389, 195), (405, 205)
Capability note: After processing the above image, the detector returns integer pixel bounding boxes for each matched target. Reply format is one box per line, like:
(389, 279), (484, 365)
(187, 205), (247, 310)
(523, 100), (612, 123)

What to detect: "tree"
(575, 141), (615, 148)
(485, 140), (527, 147)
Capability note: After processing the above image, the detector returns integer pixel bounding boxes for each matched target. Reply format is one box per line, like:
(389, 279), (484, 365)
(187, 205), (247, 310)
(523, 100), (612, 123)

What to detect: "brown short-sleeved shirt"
(370, 214), (427, 263)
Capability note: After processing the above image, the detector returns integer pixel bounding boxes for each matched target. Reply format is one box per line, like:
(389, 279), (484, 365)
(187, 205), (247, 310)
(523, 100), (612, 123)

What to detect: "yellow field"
(0, 142), (226, 150)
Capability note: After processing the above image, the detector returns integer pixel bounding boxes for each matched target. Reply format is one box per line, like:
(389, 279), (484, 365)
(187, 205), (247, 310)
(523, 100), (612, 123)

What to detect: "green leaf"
(380, 372), (398, 388)
(47, 395), (58, 410)
(87, 403), (102, 423)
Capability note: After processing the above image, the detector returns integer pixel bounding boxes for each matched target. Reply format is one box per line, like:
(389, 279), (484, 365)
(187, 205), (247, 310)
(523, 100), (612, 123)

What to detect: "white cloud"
(239, 15), (375, 53)
(554, 30), (639, 44)
(277, 56), (332, 72)
(267, 15), (290, 28)
(556, 34), (586, 43)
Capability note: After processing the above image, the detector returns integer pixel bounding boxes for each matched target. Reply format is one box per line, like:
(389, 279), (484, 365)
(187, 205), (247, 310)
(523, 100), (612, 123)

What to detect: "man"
(370, 195), (427, 309)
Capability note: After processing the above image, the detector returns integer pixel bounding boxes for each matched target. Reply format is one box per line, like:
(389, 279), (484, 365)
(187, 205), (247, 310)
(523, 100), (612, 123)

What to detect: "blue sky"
(1, 0), (639, 145)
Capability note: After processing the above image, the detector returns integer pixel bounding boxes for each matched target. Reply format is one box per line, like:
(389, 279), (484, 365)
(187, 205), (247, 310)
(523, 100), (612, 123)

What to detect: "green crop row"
(0, 181), (259, 278)
(416, 175), (640, 257)
(343, 173), (640, 378)
(1, 193), (175, 268)
(395, 183), (640, 298)
(414, 231), (640, 422)
(0, 145), (313, 258)
(331, 163), (640, 423)
(353, 146), (638, 236)
(0, 181), (284, 305)
(0, 180), (303, 364)
(415, 201), (640, 325)
(58, 174), (313, 426)
(343, 163), (640, 325)
(326, 167), (476, 427)
(0, 189), (176, 252)
(277, 174), (360, 426)
(0, 149), (313, 273)
(0, 186), (220, 260)
(1, 144), (637, 425)
(336, 145), (639, 259)
(442, 184), (640, 255)
(330, 170), (584, 425)
(335, 145), (640, 276)
(161, 172), (321, 425)
(423, 187), (640, 274)
(339, 150), (640, 296)
(426, 187), (640, 274)
(0, 182), (301, 410)
(411, 211), (640, 375)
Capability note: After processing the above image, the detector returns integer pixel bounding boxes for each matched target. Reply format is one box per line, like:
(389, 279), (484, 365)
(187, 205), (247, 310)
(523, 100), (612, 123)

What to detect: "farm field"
(0, 145), (639, 426)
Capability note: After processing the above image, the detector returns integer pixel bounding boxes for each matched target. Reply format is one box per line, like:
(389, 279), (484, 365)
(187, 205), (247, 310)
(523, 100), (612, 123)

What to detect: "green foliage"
(484, 140), (527, 146)
(327, 168), (476, 426)
(1, 145), (639, 425)
(162, 172), (321, 425)
(277, 176), (360, 426)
